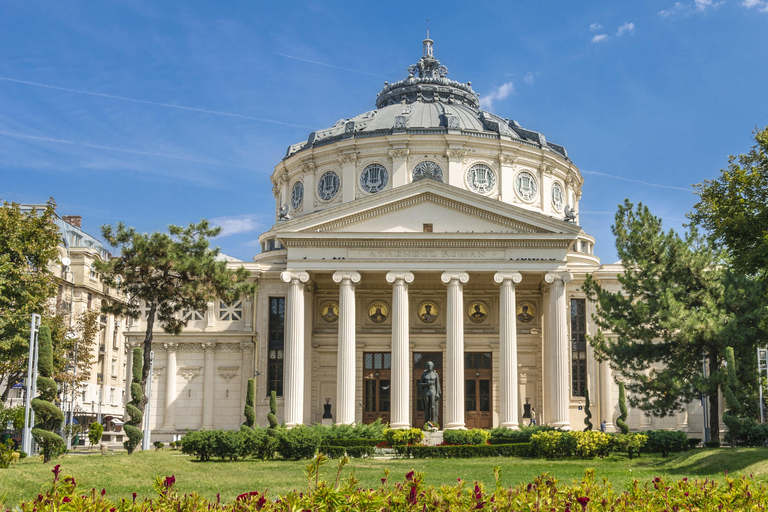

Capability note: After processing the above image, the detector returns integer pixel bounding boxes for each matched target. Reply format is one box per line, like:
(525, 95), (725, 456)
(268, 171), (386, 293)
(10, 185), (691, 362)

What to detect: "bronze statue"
(420, 361), (441, 424)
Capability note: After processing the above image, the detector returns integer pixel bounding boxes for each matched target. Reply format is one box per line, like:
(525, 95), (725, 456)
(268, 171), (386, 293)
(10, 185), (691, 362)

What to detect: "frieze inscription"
(350, 249), (505, 260)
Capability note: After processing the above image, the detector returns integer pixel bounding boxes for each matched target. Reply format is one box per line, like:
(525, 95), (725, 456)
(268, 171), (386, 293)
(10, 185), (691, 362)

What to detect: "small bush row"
(442, 428), (490, 445)
(394, 443), (531, 458)
(529, 431), (648, 459)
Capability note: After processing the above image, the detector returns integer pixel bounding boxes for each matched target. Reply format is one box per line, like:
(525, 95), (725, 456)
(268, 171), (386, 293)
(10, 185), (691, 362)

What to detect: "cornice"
(281, 237), (572, 249)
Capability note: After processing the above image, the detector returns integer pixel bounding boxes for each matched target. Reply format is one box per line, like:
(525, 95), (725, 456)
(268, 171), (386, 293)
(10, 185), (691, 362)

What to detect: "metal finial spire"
(423, 19), (434, 58)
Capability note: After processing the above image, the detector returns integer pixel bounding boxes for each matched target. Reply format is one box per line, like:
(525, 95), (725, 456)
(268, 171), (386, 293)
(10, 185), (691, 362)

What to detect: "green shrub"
(267, 391), (278, 429)
(310, 419), (387, 440)
(0, 439), (20, 468)
(687, 438), (701, 448)
(583, 388), (593, 431)
(530, 431), (619, 459)
(705, 441), (721, 448)
(642, 430), (689, 456)
(123, 347), (144, 454)
(243, 379), (255, 428)
(609, 433), (648, 459)
(489, 425), (558, 444)
(153, 441), (164, 451)
(278, 425), (322, 460)
(181, 430), (216, 461)
(616, 382), (629, 435)
(181, 429), (250, 461)
(320, 445), (375, 458)
(442, 428), (490, 445)
(395, 443), (531, 458)
(88, 422), (104, 447)
(319, 439), (384, 448)
(383, 428), (423, 446)
(169, 441), (177, 449)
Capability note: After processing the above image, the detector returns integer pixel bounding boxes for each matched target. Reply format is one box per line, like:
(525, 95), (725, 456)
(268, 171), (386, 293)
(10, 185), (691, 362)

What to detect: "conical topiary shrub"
(583, 388), (593, 431)
(616, 382), (630, 434)
(243, 378), (255, 428)
(31, 324), (65, 462)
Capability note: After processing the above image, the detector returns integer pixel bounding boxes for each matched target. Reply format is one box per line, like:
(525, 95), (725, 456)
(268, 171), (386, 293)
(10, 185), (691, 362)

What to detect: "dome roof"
(285, 39), (569, 162)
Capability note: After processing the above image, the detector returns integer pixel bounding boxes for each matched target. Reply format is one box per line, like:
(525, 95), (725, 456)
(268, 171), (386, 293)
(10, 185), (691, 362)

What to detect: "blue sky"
(1, 1), (767, 264)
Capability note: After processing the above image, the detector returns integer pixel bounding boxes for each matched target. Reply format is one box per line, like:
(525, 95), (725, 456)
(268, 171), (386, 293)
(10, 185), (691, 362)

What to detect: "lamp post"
(141, 350), (154, 451)
(22, 313), (41, 455)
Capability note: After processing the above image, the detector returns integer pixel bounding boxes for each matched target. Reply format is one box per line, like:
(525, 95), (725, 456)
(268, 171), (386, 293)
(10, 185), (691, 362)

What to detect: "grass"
(2, 448), (768, 507)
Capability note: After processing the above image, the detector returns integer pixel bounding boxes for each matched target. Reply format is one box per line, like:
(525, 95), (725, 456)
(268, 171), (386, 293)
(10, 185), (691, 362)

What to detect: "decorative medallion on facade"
(219, 300), (242, 321)
(418, 301), (439, 323)
(368, 301), (389, 323)
(412, 161), (444, 183)
(517, 301), (535, 323)
(551, 181), (564, 212)
(320, 302), (339, 323)
(515, 171), (538, 202)
(317, 171), (340, 201)
(467, 301), (489, 324)
(466, 164), (497, 194)
(360, 164), (389, 193)
(290, 181), (304, 210)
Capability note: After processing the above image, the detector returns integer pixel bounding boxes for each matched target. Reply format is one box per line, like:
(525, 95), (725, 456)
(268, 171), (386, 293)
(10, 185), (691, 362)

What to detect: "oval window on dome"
(551, 182), (564, 212)
(317, 171), (340, 201)
(412, 161), (444, 183)
(515, 171), (538, 202)
(360, 164), (389, 193)
(290, 181), (304, 210)
(466, 164), (497, 194)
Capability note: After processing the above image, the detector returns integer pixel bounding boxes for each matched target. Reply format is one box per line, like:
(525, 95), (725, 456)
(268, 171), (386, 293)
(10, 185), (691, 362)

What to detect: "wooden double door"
(465, 352), (492, 429)
(362, 352), (391, 424)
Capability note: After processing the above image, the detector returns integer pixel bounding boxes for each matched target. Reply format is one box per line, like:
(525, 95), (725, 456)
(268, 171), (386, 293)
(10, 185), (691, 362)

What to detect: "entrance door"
(465, 352), (492, 428)
(413, 352), (443, 428)
(362, 352), (391, 424)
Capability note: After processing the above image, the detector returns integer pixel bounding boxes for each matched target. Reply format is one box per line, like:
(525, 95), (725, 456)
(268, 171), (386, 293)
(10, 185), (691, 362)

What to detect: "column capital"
(163, 342), (179, 352)
(544, 271), (573, 284)
(280, 271), (310, 284)
(386, 271), (414, 284)
(388, 148), (409, 159)
(332, 271), (361, 285)
(441, 271), (469, 285)
(201, 341), (217, 351)
(494, 272), (523, 285)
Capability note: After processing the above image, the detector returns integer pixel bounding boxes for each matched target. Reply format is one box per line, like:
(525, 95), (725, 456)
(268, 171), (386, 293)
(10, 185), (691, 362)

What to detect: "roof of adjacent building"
(285, 38), (569, 162)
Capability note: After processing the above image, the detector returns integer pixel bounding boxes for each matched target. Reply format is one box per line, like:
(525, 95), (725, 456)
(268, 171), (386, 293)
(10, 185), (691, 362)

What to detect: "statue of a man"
(420, 361), (441, 424)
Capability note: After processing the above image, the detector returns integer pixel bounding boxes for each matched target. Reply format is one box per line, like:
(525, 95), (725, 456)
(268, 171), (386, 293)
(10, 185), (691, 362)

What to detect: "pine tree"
(30, 324), (64, 462)
(723, 347), (744, 446)
(583, 388), (593, 431)
(123, 347), (144, 454)
(616, 382), (630, 434)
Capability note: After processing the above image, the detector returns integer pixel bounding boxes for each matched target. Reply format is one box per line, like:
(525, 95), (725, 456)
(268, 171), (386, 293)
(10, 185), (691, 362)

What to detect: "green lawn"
(2, 448), (768, 507)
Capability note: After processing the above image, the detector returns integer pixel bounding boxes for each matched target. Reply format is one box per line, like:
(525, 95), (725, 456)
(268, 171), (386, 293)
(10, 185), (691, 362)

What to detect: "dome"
(285, 39), (569, 161)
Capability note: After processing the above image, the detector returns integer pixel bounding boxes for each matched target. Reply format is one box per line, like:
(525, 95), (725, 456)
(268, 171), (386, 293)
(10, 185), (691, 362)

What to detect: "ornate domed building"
(133, 39), (706, 437)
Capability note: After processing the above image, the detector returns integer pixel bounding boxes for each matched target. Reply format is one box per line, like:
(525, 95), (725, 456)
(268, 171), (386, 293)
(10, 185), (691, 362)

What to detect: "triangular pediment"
(272, 180), (580, 237)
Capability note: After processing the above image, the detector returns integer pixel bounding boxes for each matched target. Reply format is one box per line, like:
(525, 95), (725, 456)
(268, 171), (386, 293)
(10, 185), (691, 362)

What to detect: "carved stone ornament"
(179, 366), (201, 382)
(152, 366), (164, 380)
(498, 153), (517, 166)
(393, 116), (407, 129)
(440, 272), (470, 285)
(412, 161), (444, 183)
(388, 148), (409, 159)
(340, 153), (357, 164)
(163, 342), (179, 352)
(218, 366), (239, 382)
(446, 149), (468, 161)
(201, 342), (217, 351)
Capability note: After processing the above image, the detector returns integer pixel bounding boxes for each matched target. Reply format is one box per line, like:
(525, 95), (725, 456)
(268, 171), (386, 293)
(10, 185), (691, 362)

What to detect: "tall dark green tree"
(0, 199), (60, 402)
(95, 220), (255, 414)
(31, 324), (64, 462)
(583, 200), (728, 442)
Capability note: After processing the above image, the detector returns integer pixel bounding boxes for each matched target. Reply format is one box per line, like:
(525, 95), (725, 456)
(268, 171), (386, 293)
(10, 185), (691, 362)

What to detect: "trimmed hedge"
(488, 425), (558, 444)
(383, 428), (423, 446)
(442, 428), (490, 445)
(320, 445), (375, 458)
(642, 430), (689, 456)
(394, 443), (531, 458)
(319, 438), (384, 448)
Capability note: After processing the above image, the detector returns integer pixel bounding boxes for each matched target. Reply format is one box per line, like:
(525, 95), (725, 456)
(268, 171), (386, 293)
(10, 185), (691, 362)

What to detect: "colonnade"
(279, 269), (576, 430)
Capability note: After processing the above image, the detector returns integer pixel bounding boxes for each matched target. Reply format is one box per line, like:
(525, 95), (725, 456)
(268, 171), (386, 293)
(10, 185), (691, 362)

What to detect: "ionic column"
(386, 271), (415, 429)
(599, 360), (614, 431)
(494, 272), (523, 429)
(333, 271), (361, 424)
(163, 342), (178, 431)
(280, 271), (310, 428)
(201, 342), (216, 430)
(544, 272), (573, 430)
(441, 271), (470, 430)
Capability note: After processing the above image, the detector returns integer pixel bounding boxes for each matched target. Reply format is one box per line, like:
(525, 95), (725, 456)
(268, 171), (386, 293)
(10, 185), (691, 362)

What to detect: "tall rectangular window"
(267, 297), (285, 396)
(571, 298), (587, 397)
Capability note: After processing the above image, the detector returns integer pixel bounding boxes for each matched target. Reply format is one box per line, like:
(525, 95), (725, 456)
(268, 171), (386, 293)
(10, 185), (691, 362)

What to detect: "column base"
(604, 422), (615, 432)
(550, 422), (572, 431)
(388, 422), (411, 429)
(285, 422), (300, 429)
(443, 422), (466, 430)
(498, 422), (520, 430)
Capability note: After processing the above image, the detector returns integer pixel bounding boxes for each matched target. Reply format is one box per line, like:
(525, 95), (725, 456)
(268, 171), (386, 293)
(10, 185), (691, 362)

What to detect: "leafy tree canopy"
(0, 199), (60, 400)
(94, 220), (256, 409)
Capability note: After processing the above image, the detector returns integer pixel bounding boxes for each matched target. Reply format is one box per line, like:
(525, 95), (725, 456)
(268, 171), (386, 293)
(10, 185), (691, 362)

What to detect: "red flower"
(406, 471), (415, 481)
(62, 497), (71, 503)
(101, 488), (106, 497)
(52, 464), (62, 482)
(577, 496), (590, 510)
(132, 492), (137, 503)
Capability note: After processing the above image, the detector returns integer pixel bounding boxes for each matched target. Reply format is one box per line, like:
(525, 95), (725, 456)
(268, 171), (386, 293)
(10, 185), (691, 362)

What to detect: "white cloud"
(591, 34), (609, 43)
(616, 22), (635, 36)
(211, 214), (266, 237)
(741, 0), (768, 11)
(659, 0), (724, 17)
(589, 22), (603, 31)
(524, 72), (535, 85)
(480, 82), (514, 110)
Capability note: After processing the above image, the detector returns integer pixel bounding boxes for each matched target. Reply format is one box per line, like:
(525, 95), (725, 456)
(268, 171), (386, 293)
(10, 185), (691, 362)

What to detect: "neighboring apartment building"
(5, 209), (129, 434)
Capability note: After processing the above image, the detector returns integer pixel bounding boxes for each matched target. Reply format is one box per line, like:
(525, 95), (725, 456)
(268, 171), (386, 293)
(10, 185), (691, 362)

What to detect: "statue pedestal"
(422, 431), (443, 446)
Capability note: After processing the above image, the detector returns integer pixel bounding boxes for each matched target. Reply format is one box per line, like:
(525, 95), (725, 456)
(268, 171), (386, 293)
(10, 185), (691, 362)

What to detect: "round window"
(412, 161), (444, 183)
(317, 171), (340, 201)
(466, 164), (497, 194)
(360, 164), (389, 193)
(290, 181), (304, 210)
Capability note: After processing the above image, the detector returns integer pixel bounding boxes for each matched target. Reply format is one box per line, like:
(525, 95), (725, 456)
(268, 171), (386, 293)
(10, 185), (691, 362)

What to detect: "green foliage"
(583, 388), (593, 431)
(0, 403), (25, 431)
(35, 376), (57, 403)
(88, 422), (103, 447)
(0, 200), (59, 400)
(616, 382), (629, 434)
(528, 431), (646, 459)
(309, 418), (387, 440)
(442, 428), (490, 446)
(488, 425), (558, 444)
(705, 441), (721, 448)
(123, 425), (143, 454)
(37, 325), (53, 378)
(383, 428), (423, 446)
(30, 324), (64, 463)
(132, 348), (142, 382)
(395, 443), (531, 459)
(95, 220), (256, 417)
(243, 379), (255, 428)
(124, 349), (143, 454)
(320, 445), (375, 458)
(30, 428), (64, 461)
(0, 439), (20, 468)
(267, 390), (278, 429)
(723, 346), (743, 445)
(609, 433), (648, 460)
(278, 425), (322, 460)
(642, 430), (689, 456)
(153, 441), (164, 450)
